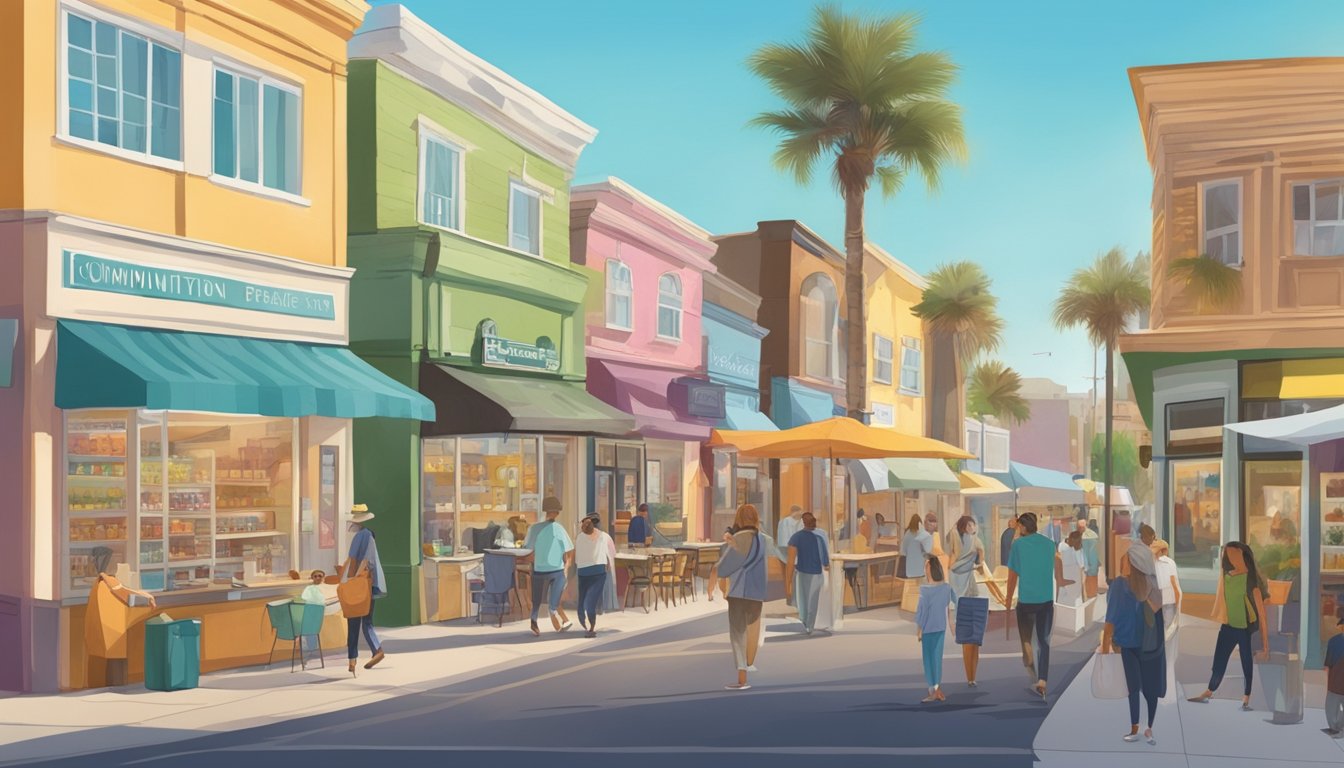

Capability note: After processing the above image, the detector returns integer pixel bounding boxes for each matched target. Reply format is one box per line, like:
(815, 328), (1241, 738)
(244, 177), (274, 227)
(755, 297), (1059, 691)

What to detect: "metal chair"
(266, 599), (325, 672)
(477, 551), (516, 627)
(672, 547), (699, 603)
(693, 547), (719, 598)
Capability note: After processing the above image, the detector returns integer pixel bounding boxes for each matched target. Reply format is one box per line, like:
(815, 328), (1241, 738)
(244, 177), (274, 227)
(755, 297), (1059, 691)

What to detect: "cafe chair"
(622, 558), (653, 613)
(651, 552), (686, 609)
(266, 599), (325, 672)
(477, 551), (516, 627)
(692, 547), (718, 598)
(672, 547), (700, 603)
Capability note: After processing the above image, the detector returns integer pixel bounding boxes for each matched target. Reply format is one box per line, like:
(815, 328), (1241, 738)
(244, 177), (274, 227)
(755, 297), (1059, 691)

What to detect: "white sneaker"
(746, 665), (758, 673)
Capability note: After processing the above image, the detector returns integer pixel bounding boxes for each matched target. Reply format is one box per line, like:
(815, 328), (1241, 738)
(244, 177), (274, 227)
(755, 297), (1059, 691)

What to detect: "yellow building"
(0, 0), (434, 693)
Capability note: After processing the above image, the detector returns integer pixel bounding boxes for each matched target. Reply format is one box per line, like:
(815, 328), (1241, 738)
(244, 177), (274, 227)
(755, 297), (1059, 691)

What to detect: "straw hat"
(347, 503), (375, 524)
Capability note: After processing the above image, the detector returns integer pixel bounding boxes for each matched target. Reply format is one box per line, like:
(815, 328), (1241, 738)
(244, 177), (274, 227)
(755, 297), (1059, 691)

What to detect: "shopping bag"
(337, 565), (372, 618)
(1090, 652), (1127, 699)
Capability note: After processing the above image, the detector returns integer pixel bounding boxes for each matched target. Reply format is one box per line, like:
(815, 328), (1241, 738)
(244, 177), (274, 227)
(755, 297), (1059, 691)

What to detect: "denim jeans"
(577, 567), (606, 628)
(795, 572), (824, 632)
(531, 569), (566, 621)
(1209, 624), (1254, 695)
(1016, 601), (1054, 682)
(346, 599), (380, 660)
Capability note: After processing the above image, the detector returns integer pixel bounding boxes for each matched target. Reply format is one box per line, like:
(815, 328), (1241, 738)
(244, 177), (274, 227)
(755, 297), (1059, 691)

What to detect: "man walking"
(524, 496), (574, 637)
(777, 505), (805, 606)
(1078, 513), (1100, 598)
(785, 512), (829, 634)
(627, 503), (651, 548)
(1006, 511), (1072, 698)
(1000, 512), (1019, 569)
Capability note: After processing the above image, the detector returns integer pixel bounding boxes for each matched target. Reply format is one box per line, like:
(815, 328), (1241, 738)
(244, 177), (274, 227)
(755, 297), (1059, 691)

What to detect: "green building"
(346, 5), (633, 625)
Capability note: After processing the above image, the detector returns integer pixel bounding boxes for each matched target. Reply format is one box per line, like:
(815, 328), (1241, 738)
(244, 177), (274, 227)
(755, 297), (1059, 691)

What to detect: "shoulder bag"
(338, 562), (372, 619)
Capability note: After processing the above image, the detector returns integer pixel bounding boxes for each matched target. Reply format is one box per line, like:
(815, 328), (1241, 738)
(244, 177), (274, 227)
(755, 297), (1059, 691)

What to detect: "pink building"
(571, 178), (724, 544)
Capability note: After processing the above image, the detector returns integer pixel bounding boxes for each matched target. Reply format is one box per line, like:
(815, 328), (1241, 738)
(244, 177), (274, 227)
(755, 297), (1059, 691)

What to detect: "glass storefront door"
(594, 440), (643, 546)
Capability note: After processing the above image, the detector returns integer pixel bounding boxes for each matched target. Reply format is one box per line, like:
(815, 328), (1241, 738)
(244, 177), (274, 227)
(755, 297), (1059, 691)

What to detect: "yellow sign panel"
(1242, 359), (1344, 400)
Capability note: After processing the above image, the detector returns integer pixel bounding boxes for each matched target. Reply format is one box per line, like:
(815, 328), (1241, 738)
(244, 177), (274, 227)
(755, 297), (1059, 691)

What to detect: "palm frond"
(1052, 247), (1150, 348)
(912, 261), (1003, 362)
(1167, 254), (1242, 313)
(749, 107), (842, 185)
(967, 360), (1031, 426)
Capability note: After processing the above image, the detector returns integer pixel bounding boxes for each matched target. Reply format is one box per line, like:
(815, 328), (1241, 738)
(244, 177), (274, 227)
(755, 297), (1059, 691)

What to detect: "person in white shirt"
(901, 513), (933, 580)
(575, 512), (617, 638)
(1057, 531), (1085, 606)
(1151, 538), (1182, 633)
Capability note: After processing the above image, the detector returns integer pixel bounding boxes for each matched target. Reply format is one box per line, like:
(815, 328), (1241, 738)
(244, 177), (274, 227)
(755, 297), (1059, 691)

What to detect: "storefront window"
(595, 440), (643, 546)
(1171, 458), (1222, 569)
(458, 435), (538, 544)
(713, 450), (732, 512)
(422, 438), (456, 553)
(1320, 463), (1344, 653)
(1244, 460), (1303, 619)
(644, 439), (685, 543)
(66, 411), (130, 593)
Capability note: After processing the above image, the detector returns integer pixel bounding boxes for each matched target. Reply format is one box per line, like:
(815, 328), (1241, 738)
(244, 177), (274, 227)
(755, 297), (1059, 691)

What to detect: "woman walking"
(916, 555), (956, 702)
(1187, 542), (1270, 710)
(947, 515), (987, 686)
(1101, 544), (1166, 745)
(342, 504), (387, 677)
(718, 504), (769, 691)
(575, 512), (616, 638)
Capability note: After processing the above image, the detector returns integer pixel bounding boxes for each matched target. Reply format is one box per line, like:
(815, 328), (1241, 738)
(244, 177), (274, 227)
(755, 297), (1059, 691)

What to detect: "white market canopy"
(1224, 403), (1344, 446)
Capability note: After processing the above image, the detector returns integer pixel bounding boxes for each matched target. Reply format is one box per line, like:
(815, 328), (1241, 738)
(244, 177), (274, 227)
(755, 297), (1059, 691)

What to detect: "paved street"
(22, 606), (1100, 768)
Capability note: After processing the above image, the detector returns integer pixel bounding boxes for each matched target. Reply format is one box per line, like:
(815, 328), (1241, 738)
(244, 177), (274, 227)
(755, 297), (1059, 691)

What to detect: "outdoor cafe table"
(829, 552), (901, 622)
(615, 548), (677, 609)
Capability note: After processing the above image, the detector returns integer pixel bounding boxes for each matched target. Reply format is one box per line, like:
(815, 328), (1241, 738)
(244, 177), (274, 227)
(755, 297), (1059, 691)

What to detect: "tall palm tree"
(967, 360), (1031, 473)
(911, 261), (1004, 447)
(1052, 247), (1150, 577)
(749, 5), (967, 421)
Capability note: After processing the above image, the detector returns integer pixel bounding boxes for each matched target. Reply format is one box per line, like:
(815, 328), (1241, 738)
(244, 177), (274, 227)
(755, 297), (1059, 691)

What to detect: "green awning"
(886, 457), (960, 491)
(56, 320), (434, 420)
(421, 363), (636, 437)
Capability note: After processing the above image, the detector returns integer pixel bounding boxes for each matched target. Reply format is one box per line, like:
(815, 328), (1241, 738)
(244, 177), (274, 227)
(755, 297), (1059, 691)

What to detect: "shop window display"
(644, 439), (685, 543)
(1171, 459), (1221, 569)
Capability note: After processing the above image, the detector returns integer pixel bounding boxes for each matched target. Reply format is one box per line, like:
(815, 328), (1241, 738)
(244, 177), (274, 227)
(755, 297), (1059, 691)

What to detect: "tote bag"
(338, 564), (372, 618)
(1091, 652), (1127, 699)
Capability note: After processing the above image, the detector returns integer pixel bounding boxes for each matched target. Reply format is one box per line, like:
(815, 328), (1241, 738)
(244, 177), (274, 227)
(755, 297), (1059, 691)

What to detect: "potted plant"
(1257, 543), (1299, 605)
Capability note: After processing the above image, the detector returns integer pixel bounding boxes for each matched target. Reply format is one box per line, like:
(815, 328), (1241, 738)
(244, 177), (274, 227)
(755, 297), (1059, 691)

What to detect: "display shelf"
(67, 475), (128, 483)
(215, 530), (284, 540)
(69, 538), (127, 545)
(216, 479), (272, 487)
(167, 483), (214, 490)
(166, 557), (211, 567)
(69, 509), (130, 518)
(68, 454), (126, 462)
(216, 506), (286, 514)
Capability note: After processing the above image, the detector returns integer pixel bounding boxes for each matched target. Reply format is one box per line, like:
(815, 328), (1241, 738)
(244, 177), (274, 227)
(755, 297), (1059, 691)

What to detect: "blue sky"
(374, 0), (1342, 395)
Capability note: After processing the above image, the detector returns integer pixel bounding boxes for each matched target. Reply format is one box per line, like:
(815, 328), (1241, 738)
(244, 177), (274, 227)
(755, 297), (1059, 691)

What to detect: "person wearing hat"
(342, 504), (387, 676)
(523, 496), (575, 636)
(1100, 541), (1167, 746)
(574, 511), (616, 638)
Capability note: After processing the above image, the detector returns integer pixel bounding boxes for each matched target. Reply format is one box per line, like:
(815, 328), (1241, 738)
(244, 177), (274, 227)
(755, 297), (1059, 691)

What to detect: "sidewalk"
(1033, 614), (1344, 767)
(0, 598), (721, 766)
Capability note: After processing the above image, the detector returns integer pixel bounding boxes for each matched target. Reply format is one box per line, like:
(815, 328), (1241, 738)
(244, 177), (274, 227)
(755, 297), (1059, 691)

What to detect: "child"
(915, 554), (955, 703)
(1325, 617), (1344, 738)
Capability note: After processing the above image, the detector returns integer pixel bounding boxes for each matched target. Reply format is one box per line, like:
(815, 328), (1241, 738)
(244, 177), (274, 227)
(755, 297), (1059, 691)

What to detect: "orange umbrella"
(709, 416), (973, 460)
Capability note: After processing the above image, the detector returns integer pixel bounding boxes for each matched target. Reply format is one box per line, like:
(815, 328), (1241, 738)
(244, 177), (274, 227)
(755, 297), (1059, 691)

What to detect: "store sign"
(63, 250), (336, 320)
(670, 377), (726, 421)
(707, 343), (759, 383)
(481, 335), (560, 372)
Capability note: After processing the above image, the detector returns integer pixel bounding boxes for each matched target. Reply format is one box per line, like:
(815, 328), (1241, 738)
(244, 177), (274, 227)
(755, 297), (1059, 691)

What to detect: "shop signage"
(669, 377), (726, 421)
(707, 344), (759, 383)
(62, 250), (337, 320)
(481, 335), (560, 372)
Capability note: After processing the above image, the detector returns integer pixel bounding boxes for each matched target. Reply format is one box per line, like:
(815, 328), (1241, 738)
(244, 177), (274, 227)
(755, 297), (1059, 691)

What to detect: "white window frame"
(508, 180), (544, 258)
(57, 3), (184, 171)
(656, 273), (683, 341)
(417, 127), (466, 234)
(800, 274), (838, 382)
(1200, 178), (1242, 268)
(1291, 179), (1344, 257)
(209, 62), (306, 205)
(871, 401), (895, 427)
(605, 259), (634, 332)
(898, 336), (923, 396)
(872, 333), (894, 385)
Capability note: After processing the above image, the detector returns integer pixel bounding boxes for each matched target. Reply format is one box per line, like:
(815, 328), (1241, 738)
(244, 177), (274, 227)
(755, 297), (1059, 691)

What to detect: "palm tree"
(1168, 254), (1242, 314)
(749, 5), (967, 421)
(1052, 247), (1150, 577)
(967, 360), (1031, 472)
(911, 261), (1004, 447)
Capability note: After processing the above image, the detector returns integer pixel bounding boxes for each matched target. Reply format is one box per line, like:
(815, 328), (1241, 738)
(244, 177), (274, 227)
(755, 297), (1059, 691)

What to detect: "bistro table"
(827, 551), (902, 630)
(615, 548), (677, 610)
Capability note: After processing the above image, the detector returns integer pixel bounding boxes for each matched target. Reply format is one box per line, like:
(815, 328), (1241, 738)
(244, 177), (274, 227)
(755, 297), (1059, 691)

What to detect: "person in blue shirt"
(915, 555), (955, 703)
(1006, 512), (1072, 698)
(1100, 543), (1167, 746)
(524, 496), (575, 637)
(718, 504), (769, 691)
(342, 504), (387, 677)
(627, 503), (650, 547)
(785, 512), (830, 635)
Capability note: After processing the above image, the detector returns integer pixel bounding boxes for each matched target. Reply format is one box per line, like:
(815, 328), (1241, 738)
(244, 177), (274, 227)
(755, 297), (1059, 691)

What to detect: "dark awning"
(421, 363), (636, 437)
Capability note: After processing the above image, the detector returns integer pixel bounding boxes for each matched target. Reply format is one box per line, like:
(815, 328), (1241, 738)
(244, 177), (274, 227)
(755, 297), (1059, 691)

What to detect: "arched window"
(800, 273), (839, 380)
(656, 273), (683, 340)
(606, 259), (633, 330)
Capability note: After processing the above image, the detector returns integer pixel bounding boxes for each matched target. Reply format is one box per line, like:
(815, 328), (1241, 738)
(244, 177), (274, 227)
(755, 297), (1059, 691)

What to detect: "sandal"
(1027, 684), (1047, 699)
(1187, 692), (1212, 703)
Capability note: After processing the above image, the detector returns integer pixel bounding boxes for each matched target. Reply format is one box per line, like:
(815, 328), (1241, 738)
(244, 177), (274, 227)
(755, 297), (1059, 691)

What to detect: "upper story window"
(419, 132), (463, 231)
(871, 402), (894, 427)
(1292, 180), (1344, 257)
(63, 10), (182, 162)
(657, 274), (683, 341)
(605, 259), (633, 331)
(509, 182), (542, 256)
(213, 68), (301, 196)
(800, 273), (839, 381)
(873, 334), (894, 385)
(1201, 179), (1241, 266)
(899, 336), (923, 396)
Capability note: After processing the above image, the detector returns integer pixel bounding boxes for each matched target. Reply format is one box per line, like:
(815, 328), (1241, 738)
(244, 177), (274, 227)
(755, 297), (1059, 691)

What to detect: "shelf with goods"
(65, 416), (130, 593)
(214, 438), (293, 581)
(138, 448), (215, 592)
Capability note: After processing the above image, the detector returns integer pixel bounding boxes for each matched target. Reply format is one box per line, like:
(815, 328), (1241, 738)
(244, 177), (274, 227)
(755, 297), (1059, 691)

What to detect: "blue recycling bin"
(144, 619), (201, 691)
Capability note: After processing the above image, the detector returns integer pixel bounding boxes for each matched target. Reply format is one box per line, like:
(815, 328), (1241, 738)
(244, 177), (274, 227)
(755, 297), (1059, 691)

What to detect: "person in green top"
(1188, 541), (1270, 710)
(1005, 512), (1073, 699)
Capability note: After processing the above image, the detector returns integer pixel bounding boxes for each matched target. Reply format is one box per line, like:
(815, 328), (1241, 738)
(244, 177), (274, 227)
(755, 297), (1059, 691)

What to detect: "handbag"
(337, 563), (372, 618)
(1091, 651), (1127, 699)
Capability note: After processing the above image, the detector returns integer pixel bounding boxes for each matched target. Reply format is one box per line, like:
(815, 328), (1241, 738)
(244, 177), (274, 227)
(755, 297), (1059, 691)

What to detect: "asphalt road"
(26, 605), (1100, 768)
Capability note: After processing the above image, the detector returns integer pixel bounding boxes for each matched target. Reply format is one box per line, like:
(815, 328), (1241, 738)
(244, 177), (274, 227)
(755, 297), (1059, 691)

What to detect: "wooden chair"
(672, 547), (700, 603)
(693, 547), (719, 598)
(622, 559), (653, 613)
(649, 552), (683, 609)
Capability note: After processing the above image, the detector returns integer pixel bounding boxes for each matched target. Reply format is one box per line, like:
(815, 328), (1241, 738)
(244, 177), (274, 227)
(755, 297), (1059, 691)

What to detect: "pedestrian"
(524, 496), (575, 637)
(718, 503), (768, 690)
(627, 502), (651, 547)
(947, 515), (985, 686)
(777, 505), (804, 606)
(1138, 523), (1156, 547)
(1101, 543), (1167, 746)
(901, 512), (932, 581)
(1187, 541), (1270, 709)
(1079, 514), (1100, 598)
(342, 504), (387, 677)
(916, 554), (955, 703)
(1005, 511), (1073, 698)
(1151, 539), (1181, 635)
(785, 512), (829, 635)
(1057, 530), (1085, 607)
(1324, 617), (1344, 738)
(575, 511), (615, 638)
(1000, 512), (1019, 569)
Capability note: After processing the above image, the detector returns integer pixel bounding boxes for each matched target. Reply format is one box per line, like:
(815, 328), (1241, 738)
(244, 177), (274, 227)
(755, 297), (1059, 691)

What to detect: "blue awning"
(720, 389), (777, 432)
(989, 461), (1085, 505)
(56, 320), (435, 420)
(770, 377), (840, 429)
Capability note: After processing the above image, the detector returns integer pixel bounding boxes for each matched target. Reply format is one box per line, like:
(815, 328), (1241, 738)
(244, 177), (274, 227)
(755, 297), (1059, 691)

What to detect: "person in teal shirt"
(524, 497), (575, 636)
(1006, 512), (1072, 698)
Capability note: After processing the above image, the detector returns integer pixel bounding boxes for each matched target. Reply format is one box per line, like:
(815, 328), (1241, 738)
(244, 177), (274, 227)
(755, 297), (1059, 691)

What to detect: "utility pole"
(1084, 346), (1101, 480)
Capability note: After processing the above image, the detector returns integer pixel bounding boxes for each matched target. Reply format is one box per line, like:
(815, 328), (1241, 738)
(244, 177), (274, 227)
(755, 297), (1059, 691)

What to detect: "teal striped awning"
(56, 320), (434, 420)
